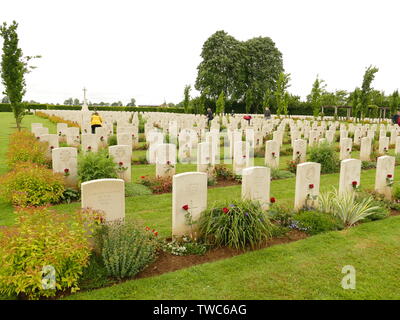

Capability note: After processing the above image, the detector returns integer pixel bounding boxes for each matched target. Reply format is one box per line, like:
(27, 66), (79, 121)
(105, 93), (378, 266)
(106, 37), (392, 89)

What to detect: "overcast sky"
(1, 0), (399, 105)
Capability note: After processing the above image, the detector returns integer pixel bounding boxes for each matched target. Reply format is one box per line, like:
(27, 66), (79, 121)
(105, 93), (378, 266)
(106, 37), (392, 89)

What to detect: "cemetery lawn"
(65, 215), (400, 300)
(1, 113), (400, 300)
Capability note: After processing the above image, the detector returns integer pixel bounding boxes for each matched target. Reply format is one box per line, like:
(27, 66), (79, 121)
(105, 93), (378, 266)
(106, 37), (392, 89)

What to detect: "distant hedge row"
(0, 103), (185, 113)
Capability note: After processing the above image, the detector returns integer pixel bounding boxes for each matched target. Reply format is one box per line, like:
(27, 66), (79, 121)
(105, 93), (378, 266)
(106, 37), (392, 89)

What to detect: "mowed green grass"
(66, 216), (400, 300)
(1, 112), (400, 300)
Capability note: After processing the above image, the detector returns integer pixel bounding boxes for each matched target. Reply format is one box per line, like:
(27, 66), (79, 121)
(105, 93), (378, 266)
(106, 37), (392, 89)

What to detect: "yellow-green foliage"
(0, 162), (65, 206)
(0, 207), (103, 300)
(7, 131), (49, 168)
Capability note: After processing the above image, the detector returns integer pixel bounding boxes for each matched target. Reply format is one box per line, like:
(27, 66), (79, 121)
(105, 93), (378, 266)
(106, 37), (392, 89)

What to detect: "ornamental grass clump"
(198, 200), (274, 250)
(318, 188), (382, 226)
(0, 207), (103, 300)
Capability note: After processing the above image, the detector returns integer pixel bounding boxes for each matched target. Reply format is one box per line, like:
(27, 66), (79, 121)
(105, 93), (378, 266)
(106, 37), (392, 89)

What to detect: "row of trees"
(63, 97), (137, 107)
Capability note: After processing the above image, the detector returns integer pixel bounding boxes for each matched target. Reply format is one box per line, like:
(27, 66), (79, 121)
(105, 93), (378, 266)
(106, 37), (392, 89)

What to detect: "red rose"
(272, 152), (275, 156)
(64, 168), (69, 173)
(346, 148), (350, 151)
(50, 146), (54, 149)
(182, 204), (189, 211)
(309, 184), (314, 189)
(140, 176), (145, 179)
(352, 181), (358, 186)
(387, 174), (393, 179)
(270, 197), (276, 203)
(166, 160), (171, 165)
(88, 146), (92, 150)
(145, 226), (150, 231)
(222, 207), (229, 214)
(119, 161), (123, 166)
(154, 231), (158, 236)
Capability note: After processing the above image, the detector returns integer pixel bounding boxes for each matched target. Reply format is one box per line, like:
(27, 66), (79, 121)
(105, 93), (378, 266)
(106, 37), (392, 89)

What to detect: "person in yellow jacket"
(90, 112), (103, 134)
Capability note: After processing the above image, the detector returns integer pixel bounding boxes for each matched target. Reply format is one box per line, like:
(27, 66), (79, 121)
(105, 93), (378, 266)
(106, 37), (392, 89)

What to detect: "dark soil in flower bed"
(208, 179), (240, 188)
(136, 230), (308, 280)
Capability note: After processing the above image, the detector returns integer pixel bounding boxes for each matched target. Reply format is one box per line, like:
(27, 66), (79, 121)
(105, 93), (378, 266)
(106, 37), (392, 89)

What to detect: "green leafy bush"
(96, 220), (157, 279)
(0, 162), (65, 206)
(78, 149), (117, 183)
(270, 168), (295, 180)
(308, 142), (339, 173)
(292, 210), (344, 235)
(361, 161), (376, 170)
(125, 183), (152, 197)
(198, 200), (274, 249)
(0, 207), (102, 300)
(107, 134), (117, 146)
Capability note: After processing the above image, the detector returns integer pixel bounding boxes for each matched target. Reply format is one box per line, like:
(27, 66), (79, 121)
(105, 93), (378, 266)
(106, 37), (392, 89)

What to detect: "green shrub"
(308, 142), (339, 173)
(292, 210), (344, 235)
(270, 168), (295, 180)
(96, 220), (157, 279)
(125, 183), (152, 197)
(60, 188), (81, 204)
(198, 200), (274, 249)
(267, 204), (293, 227)
(0, 207), (102, 299)
(107, 134), (117, 146)
(393, 185), (400, 200)
(0, 162), (65, 206)
(361, 161), (376, 170)
(78, 149), (117, 183)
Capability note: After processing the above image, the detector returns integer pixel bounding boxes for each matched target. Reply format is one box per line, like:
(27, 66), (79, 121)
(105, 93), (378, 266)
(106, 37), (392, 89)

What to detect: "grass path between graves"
(65, 215), (400, 300)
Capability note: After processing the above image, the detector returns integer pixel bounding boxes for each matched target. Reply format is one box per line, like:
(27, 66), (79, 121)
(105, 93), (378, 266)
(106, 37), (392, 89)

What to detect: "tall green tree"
(389, 90), (400, 116)
(239, 37), (283, 107)
(359, 65), (379, 120)
(261, 88), (272, 113)
(307, 76), (326, 118)
(183, 85), (191, 113)
(215, 91), (225, 115)
(195, 31), (242, 100)
(275, 72), (291, 116)
(245, 88), (253, 114)
(0, 21), (40, 130)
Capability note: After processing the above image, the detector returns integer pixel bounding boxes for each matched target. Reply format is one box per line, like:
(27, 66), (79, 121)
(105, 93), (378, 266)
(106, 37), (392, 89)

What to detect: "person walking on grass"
(90, 111), (103, 134)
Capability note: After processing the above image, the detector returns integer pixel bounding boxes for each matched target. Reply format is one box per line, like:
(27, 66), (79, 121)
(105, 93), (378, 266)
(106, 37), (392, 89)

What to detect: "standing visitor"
(206, 108), (214, 127)
(90, 112), (103, 134)
(392, 110), (400, 125)
(264, 107), (271, 120)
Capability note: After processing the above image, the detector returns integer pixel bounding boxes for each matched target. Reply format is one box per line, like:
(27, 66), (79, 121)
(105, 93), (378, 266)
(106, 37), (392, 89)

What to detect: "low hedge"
(0, 103), (185, 113)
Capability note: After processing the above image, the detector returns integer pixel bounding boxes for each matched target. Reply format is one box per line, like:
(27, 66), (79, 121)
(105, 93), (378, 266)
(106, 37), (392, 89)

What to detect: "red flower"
(272, 152), (275, 156)
(222, 207), (229, 214)
(182, 204), (189, 211)
(296, 151), (300, 154)
(64, 168), (69, 173)
(154, 231), (158, 236)
(145, 226), (150, 231)
(119, 161), (123, 166)
(140, 176), (145, 179)
(166, 160), (171, 165)
(50, 146), (54, 149)
(352, 181), (358, 186)
(346, 148), (350, 151)
(88, 146), (92, 150)
(36, 137), (40, 140)
(270, 197), (276, 203)
(387, 174), (393, 179)
(309, 184), (314, 189)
